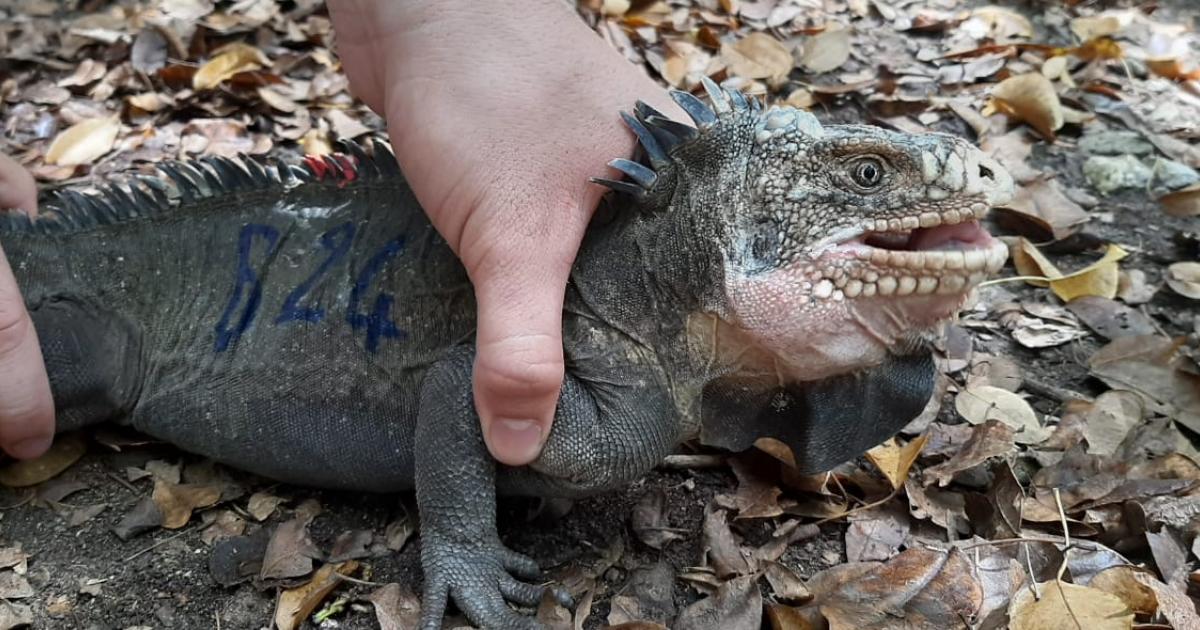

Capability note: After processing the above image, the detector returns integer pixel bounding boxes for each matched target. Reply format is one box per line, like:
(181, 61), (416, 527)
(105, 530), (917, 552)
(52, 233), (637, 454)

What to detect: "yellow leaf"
(1010, 239), (1128, 300)
(275, 561), (359, 630)
(1009, 580), (1133, 630)
(193, 42), (268, 90)
(990, 74), (1064, 141)
(44, 116), (120, 166)
(866, 434), (928, 490)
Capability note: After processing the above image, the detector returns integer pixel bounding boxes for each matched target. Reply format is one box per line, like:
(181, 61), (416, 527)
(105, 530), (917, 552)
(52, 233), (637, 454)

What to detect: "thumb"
(469, 249), (573, 466)
(0, 243), (55, 460)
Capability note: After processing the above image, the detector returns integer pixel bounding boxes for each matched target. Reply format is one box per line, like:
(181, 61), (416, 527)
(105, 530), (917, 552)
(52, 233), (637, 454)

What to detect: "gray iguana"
(2, 80), (1012, 629)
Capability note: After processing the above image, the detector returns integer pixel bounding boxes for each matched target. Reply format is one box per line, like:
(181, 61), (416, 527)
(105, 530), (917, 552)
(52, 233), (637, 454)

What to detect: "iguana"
(3, 80), (1012, 629)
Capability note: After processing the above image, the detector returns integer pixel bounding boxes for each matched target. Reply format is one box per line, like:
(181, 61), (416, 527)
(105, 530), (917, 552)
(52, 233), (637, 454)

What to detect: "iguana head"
(597, 80), (1013, 384)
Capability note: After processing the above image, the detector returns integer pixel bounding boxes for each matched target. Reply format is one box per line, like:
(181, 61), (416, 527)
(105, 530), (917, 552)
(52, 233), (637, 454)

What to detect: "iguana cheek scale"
(3, 80), (1013, 629)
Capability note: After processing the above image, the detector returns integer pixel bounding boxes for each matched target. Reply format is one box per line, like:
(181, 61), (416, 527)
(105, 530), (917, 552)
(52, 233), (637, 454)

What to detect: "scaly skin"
(2, 82), (1012, 629)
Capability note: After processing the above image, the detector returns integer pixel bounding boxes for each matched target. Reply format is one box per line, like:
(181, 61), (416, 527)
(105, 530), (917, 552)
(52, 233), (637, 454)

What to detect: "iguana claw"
(419, 536), (572, 629)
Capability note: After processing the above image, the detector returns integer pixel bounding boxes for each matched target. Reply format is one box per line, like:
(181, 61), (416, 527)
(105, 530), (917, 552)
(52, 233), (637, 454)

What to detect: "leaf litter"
(1, 0), (1199, 628)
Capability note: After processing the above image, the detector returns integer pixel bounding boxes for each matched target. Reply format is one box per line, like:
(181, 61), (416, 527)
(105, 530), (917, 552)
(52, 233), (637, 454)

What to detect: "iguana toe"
(419, 537), (562, 629)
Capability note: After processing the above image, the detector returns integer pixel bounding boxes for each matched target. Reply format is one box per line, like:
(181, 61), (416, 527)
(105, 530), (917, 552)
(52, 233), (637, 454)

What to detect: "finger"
(0, 153), (37, 215)
(0, 242), (54, 459)
(469, 240), (575, 466)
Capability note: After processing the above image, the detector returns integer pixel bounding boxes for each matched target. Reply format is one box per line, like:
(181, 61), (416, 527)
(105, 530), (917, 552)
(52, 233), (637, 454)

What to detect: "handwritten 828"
(213, 221), (406, 354)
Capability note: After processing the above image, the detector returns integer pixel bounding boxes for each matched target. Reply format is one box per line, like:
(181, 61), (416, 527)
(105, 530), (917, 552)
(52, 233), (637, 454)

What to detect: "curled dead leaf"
(1165, 262), (1200, 299)
(955, 385), (1049, 444)
(193, 42), (269, 90)
(865, 435), (927, 491)
(988, 74), (1064, 141)
(1160, 183), (1200, 217)
(44, 116), (120, 166)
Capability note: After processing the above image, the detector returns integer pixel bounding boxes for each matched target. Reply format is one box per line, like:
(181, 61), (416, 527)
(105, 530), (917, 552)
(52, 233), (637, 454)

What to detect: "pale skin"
(0, 0), (680, 465)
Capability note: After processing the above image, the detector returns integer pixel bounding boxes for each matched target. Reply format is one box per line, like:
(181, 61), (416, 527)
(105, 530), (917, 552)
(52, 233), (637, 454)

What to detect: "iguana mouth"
(814, 205), (1007, 299)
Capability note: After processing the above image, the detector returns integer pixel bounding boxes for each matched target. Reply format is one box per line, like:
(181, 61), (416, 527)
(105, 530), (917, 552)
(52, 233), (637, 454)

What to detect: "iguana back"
(3, 145), (474, 489)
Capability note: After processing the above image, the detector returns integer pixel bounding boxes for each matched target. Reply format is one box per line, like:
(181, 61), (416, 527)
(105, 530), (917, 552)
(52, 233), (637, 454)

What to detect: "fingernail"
(489, 419), (544, 464)
(9, 435), (52, 460)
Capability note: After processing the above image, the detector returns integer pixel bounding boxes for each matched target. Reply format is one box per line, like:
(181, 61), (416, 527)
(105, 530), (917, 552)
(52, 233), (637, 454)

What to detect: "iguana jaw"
(722, 208), (1005, 383)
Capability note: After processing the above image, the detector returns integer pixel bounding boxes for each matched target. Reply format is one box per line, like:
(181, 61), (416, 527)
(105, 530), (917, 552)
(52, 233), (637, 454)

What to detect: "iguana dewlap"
(2, 81), (1012, 629)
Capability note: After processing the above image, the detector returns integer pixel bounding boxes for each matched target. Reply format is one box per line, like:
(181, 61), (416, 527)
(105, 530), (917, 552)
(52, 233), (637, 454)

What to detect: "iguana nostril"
(979, 164), (995, 180)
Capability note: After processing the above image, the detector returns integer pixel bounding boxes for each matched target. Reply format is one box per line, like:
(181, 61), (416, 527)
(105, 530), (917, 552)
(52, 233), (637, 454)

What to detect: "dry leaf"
(1089, 566), (1157, 616)
(865, 435), (927, 490)
(722, 33), (792, 85)
(274, 561), (359, 630)
(44, 116), (120, 166)
(367, 583), (421, 630)
(988, 74), (1064, 141)
(1160, 183), (1200, 217)
(193, 42), (269, 90)
(1011, 239), (1128, 301)
(260, 515), (322, 580)
(0, 433), (87, 487)
(967, 6), (1034, 41)
(1080, 390), (1144, 456)
(799, 27), (851, 74)
(247, 492), (286, 521)
(152, 479), (221, 529)
(325, 109), (372, 139)
(955, 385), (1048, 444)
(1008, 580), (1133, 630)
(1165, 262), (1200, 300)
(999, 178), (1090, 240)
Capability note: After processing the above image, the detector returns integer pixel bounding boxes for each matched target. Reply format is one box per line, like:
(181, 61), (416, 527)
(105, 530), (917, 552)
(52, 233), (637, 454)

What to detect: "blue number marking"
(275, 222), (355, 324)
(214, 223), (281, 352)
(347, 236), (407, 353)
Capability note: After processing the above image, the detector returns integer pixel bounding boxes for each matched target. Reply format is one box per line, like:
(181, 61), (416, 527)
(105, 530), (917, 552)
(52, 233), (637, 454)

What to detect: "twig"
(123, 528), (191, 562)
(1023, 376), (1091, 404)
(659, 454), (728, 469)
(331, 572), (384, 588)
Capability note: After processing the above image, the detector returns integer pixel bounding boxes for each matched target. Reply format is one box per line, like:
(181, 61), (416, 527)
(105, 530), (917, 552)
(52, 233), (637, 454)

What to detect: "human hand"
(328, 1), (681, 465)
(0, 152), (55, 459)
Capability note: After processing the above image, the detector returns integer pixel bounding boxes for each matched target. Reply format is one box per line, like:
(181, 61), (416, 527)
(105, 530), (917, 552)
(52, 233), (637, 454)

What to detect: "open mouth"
(825, 207), (1008, 298)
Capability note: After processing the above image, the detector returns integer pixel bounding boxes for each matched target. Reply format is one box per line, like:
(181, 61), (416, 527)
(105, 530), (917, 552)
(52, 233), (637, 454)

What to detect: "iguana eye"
(849, 157), (885, 189)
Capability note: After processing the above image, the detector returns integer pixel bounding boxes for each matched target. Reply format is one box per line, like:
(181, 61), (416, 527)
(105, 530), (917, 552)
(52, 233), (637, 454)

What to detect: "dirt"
(2, 0), (1199, 629)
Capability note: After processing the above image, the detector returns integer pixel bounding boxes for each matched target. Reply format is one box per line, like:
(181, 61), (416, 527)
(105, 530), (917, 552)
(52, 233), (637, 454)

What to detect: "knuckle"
(0, 296), (33, 361)
(474, 339), (564, 401)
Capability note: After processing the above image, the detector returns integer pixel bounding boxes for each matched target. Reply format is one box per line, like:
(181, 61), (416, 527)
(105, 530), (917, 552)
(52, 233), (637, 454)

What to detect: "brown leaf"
(0, 433), (87, 487)
(764, 561), (811, 604)
(1165, 262), (1200, 299)
(988, 74), (1064, 141)
(1066, 296), (1157, 340)
(260, 515), (322, 580)
(675, 574), (762, 630)
(274, 561), (358, 630)
(1008, 580), (1132, 630)
(926, 421), (1016, 486)
(728, 454), (784, 519)
(367, 583), (421, 630)
(632, 488), (684, 549)
(1088, 335), (1200, 433)
(1011, 239), (1128, 301)
(1078, 390), (1144, 456)
(815, 548), (982, 629)
(1089, 566), (1157, 616)
(1131, 570), (1200, 629)
(324, 109), (372, 139)
(722, 32), (792, 84)
(44, 116), (120, 166)
(0, 572), (33, 599)
(384, 515), (414, 552)
(193, 42), (269, 90)
(1160, 183), (1200, 217)
(1000, 178), (1090, 240)
(246, 491), (285, 521)
(57, 59), (106, 88)
(798, 27), (851, 74)
(131, 27), (168, 73)
(702, 508), (754, 578)
(152, 479), (221, 529)
(845, 503), (909, 562)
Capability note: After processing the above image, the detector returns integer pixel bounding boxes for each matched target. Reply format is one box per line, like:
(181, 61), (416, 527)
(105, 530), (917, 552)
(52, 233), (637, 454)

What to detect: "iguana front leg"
(414, 346), (677, 629)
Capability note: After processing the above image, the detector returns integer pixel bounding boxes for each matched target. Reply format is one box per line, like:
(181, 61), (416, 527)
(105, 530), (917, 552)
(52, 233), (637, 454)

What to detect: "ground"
(1, 1), (1199, 629)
